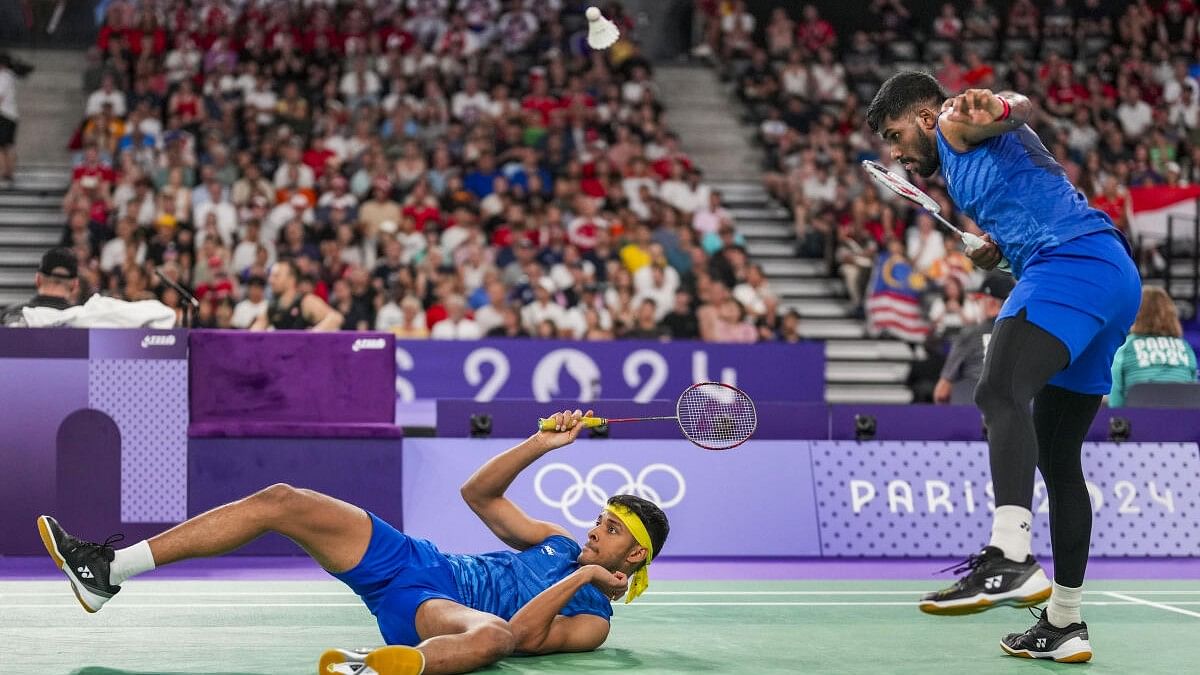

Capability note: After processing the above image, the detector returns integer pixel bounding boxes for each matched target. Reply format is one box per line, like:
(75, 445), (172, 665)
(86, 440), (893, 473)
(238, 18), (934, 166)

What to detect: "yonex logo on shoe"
(77, 566), (94, 579)
(1036, 638), (1047, 649)
(984, 575), (1003, 590)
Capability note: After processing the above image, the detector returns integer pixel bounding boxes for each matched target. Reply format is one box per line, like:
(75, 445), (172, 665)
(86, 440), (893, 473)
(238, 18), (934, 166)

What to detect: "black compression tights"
(974, 310), (1103, 587)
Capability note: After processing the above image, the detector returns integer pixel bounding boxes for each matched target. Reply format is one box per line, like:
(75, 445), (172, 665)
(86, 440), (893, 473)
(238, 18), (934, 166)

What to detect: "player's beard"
(912, 130), (940, 177)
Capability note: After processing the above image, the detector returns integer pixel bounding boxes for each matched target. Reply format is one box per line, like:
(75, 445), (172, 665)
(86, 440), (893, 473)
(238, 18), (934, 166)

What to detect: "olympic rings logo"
(533, 462), (686, 528)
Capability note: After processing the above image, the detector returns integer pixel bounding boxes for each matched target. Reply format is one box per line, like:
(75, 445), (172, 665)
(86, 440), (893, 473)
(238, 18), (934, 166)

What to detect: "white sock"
(989, 505), (1033, 562)
(109, 540), (156, 586)
(1047, 582), (1083, 628)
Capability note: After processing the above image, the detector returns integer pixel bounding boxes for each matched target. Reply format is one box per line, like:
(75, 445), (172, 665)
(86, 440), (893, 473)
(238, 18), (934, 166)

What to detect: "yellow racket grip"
(538, 415), (606, 431)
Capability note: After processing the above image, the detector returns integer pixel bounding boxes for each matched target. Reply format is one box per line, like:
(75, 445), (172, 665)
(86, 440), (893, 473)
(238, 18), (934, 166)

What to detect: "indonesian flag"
(1129, 184), (1200, 244)
(865, 252), (931, 343)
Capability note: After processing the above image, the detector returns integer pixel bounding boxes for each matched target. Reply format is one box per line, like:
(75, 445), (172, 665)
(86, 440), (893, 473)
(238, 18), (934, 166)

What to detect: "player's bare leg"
(38, 484), (371, 612)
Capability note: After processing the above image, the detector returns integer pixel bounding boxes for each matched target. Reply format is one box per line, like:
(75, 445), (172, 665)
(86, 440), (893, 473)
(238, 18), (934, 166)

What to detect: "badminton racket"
(861, 160), (1011, 273)
(537, 382), (757, 451)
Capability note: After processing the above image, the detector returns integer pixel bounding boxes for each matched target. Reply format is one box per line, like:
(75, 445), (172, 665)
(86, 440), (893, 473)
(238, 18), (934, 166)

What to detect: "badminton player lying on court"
(868, 72), (1141, 663)
(37, 408), (668, 675)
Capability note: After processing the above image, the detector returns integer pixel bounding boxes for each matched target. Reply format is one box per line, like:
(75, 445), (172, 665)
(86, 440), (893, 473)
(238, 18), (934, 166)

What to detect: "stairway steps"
(0, 249), (43, 266)
(770, 278), (845, 297)
(0, 229), (62, 246)
(797, 318), (866, 340)
(0, 210), (65, 227)
(739, 222), (793, 238)
(825, 340), (917, 361)
(826, 384), (915, 404)
(759, 258), (828, 277)
(827, 361), (911, 384)
(0, 193), (64, 209)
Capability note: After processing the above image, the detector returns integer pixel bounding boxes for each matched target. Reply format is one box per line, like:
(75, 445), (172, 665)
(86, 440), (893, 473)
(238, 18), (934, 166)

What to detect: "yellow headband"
(605, 504), (653, 604)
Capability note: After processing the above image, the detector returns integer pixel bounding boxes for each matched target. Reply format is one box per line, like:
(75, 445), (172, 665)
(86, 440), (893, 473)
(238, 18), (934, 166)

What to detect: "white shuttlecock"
(586, 7), (620, 50)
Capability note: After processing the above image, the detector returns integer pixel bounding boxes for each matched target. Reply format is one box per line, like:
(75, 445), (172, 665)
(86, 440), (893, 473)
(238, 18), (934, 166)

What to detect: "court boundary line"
(3, 589), (1199, 597)
(6, 600), (1200, 609)
(1102, 591), (1200, 619)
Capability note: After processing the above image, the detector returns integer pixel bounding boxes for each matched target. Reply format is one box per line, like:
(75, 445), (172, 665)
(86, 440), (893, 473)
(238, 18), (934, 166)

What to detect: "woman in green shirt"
(1109, 287), (1199, 407)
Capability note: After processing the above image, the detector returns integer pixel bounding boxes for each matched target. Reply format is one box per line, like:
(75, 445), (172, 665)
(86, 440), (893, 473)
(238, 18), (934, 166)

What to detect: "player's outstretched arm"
(509, 565), (618, 654)
(938, 89), (1032, 150)
(460, 409), (591, 550)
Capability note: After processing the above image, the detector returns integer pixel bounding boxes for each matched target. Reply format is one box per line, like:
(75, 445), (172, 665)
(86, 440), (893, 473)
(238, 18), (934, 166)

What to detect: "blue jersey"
(445, 535), (613, 622)
(934, 120), (1116, 278)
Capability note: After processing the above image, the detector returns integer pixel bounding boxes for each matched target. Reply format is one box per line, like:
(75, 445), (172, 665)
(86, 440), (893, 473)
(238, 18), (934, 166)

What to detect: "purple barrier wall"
(0, 327), (188, 553)
(812, 441), (1200, 557)
(401, 438), (821, 557)
(0, 355), (88, 553)
(188, 437), (404, 555)
(190, 330), (396, 427)
(434, 399), (830, 439)
(393, 339), (825, 406)
(829, 404), (1200, 444)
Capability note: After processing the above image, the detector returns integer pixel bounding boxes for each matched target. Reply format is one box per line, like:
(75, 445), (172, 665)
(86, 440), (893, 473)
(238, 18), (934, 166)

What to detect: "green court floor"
(2, 579), (1198, 674)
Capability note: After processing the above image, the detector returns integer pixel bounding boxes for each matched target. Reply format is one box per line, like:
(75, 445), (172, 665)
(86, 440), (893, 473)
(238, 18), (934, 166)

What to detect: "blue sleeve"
(542, 536), (613, 621)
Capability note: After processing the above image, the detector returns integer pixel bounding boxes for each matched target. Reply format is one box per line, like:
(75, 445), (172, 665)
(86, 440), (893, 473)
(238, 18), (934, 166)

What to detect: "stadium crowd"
(704, 0), (1195, 341)
(54, 0), (803, 343)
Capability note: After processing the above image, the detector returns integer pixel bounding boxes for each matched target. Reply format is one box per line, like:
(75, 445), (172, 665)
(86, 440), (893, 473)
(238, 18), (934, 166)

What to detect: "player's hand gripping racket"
(861, 160), (1011, 273)
(537, 382), (757, 450)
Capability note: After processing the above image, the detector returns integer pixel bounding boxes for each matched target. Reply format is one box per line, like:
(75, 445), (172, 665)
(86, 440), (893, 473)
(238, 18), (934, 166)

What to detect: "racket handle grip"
(961, 233), (1014, 274)
(538, 415), (606, 431)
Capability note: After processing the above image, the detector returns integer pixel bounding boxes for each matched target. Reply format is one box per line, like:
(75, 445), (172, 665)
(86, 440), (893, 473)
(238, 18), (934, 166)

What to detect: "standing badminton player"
(867, 72), (1141, 663)
(37, 409), (669, 675)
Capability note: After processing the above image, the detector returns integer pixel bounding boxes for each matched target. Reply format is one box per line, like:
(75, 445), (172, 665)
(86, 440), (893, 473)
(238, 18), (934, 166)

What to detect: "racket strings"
(676, 383), (757, 450)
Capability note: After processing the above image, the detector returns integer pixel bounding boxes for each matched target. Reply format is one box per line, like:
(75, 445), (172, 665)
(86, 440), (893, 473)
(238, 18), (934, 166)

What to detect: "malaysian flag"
(865, 251), (931, 343)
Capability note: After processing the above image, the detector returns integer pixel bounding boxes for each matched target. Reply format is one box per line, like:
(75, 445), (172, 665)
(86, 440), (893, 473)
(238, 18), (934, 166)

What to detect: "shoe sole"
(365, 646), (425, 675)
(919, 569), (1051, 616)
(36, 515), (105, 614)
(1001, 636), (1093, 663)
(318, 649), (366, 674)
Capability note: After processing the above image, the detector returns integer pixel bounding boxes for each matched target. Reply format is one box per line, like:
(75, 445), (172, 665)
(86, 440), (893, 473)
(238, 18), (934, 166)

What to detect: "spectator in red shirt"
(1092, 176), (1131, 233)
(797, 4), (837, 54)
(522, 75), (561, 125)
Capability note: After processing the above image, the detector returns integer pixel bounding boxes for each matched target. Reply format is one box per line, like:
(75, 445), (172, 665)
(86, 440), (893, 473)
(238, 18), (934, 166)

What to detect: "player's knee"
(473, 621), (516, 660)
(973, 374), (1012, 413)
(254, 483), (306, 518)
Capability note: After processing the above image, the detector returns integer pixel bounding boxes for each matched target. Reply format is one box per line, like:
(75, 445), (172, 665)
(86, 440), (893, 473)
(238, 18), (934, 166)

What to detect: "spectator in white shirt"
(231, 219), (276, 274)
(244, 74), (277, 126)
(692, 190), (733, 237)
(430, 294), (482, 339)
(273, 141), (315, 190)
(86, 72), (127, 117)
(451, 75), (491, 122)
(732, 263), (776, 319)
(193, 182), (238, 247)
(660, 165), (711, 215)
(521, 277), (566, 333)
(231, 277), (269, 328)
(99, 217), (147, 273)
(906, 212), (947, 273)
(1116, 86), (1154, 138)
(472, 279), (509, 335)
(622, 156), (658, 219)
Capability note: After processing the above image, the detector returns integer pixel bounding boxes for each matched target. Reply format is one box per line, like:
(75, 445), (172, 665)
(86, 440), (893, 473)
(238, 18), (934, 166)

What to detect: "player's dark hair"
(867, 71), (947, 134)
(607, 494), (669, 567)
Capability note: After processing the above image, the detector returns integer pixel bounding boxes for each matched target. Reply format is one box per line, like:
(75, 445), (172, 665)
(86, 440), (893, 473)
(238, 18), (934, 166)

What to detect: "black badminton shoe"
(318, 646), (425, 675)
(919, 546), (1051, 615)
(37, 515), (123, 613)
(1001, 607), (1092, 663)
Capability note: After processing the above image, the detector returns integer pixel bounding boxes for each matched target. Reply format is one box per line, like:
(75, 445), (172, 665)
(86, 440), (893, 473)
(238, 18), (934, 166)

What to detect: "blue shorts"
(330, 513), (462, 646)
(998, 229), (1142, 394)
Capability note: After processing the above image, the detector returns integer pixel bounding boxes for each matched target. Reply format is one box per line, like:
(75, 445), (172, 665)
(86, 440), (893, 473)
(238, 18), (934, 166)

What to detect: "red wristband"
(994, 96), (1011, 122)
